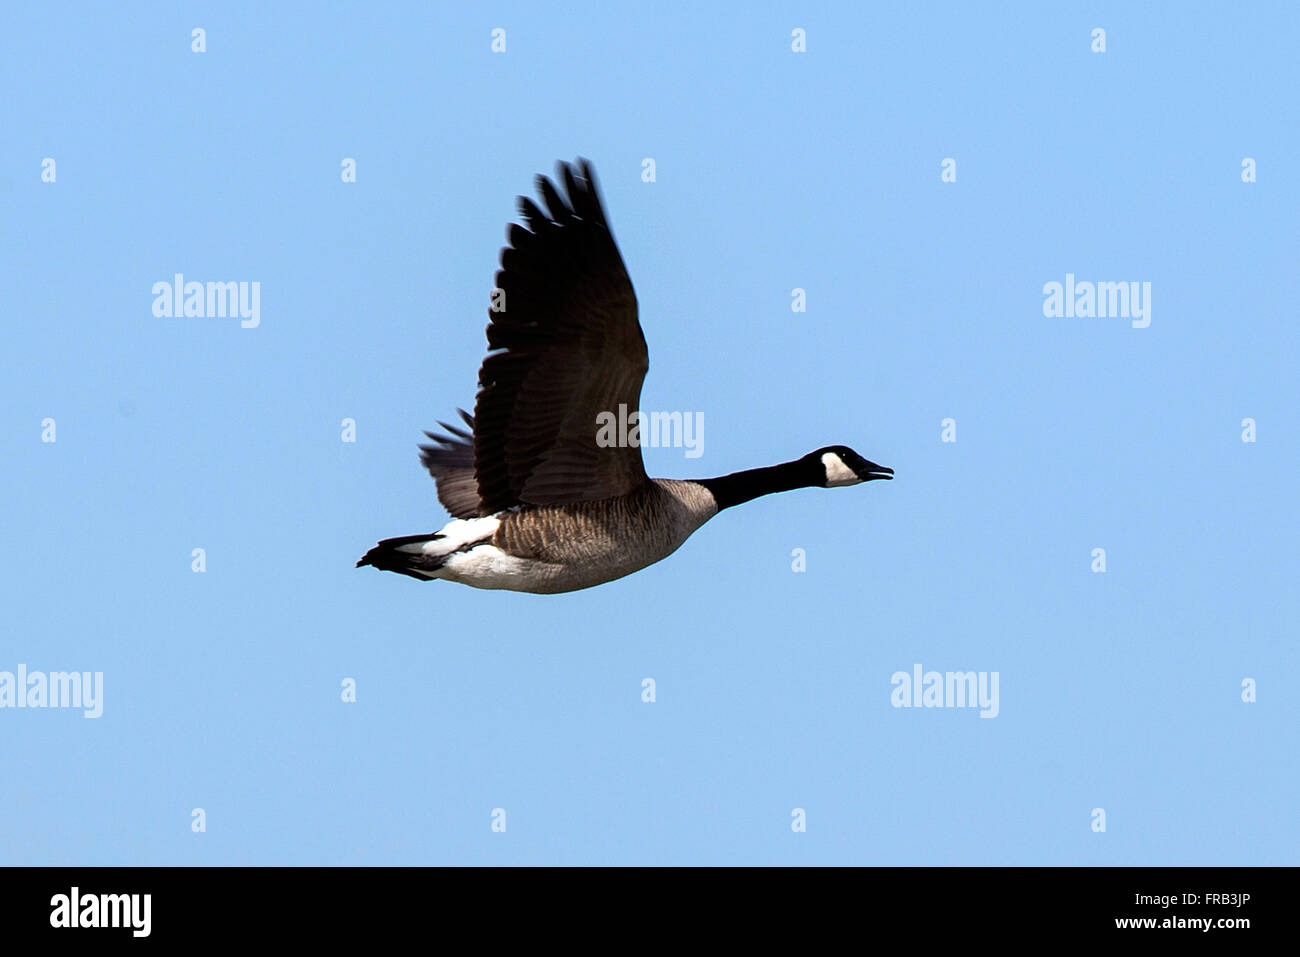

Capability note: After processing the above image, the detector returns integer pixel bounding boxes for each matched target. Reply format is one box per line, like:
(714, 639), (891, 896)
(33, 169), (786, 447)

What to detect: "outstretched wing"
(417, 409), (482, 519)
(472, 158), (649, 514)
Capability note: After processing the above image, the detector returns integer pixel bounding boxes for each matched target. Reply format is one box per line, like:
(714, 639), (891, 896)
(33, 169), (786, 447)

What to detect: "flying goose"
(357, 159), (893, 593)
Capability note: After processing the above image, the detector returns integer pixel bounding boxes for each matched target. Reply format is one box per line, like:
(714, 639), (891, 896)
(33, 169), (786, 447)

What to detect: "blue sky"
(2, 2), (1296, 865)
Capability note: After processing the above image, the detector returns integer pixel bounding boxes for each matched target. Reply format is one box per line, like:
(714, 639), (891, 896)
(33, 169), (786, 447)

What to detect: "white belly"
(438, 545), (563, 592)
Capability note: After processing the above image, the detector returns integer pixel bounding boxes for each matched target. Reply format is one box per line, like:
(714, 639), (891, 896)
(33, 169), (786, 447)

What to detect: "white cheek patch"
(821, 452), (862, 487)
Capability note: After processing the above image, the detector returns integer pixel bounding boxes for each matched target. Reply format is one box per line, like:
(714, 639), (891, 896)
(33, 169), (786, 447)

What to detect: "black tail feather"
(356, 533), (445, 581)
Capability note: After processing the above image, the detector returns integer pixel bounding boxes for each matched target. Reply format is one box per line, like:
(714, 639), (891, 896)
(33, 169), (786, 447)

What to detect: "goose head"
(808, 446), (893, 487)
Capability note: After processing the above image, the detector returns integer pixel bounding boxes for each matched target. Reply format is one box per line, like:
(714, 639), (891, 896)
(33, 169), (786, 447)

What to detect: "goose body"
(358, 159), (892, 594)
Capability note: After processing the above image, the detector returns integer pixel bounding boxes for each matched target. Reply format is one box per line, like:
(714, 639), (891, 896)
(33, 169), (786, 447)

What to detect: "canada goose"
(357, 159), (892, 593)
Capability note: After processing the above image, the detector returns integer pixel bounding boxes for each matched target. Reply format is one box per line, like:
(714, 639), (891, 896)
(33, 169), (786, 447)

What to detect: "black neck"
(696, 458), (822, 511)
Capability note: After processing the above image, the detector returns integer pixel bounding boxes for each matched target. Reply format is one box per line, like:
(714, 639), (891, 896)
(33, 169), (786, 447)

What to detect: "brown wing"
(473, 158), (649, 514)
(418, 409), (482, 519)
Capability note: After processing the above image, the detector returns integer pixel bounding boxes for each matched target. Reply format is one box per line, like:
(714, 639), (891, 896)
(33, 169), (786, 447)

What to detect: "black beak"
(861, 460), (893, 481)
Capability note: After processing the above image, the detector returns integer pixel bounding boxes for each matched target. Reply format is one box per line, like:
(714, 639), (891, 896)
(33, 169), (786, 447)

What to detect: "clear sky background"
(2, 2), (1296, 865)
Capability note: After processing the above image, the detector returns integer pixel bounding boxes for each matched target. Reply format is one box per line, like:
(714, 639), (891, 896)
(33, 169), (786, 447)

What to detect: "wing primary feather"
(470, 159), (649, 512)
(537, 175), (570, 222)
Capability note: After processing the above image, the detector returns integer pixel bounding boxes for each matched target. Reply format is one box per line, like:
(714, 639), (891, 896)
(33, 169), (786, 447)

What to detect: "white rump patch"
(419, 515), (502, 558)
(821, 452), (862, 487)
